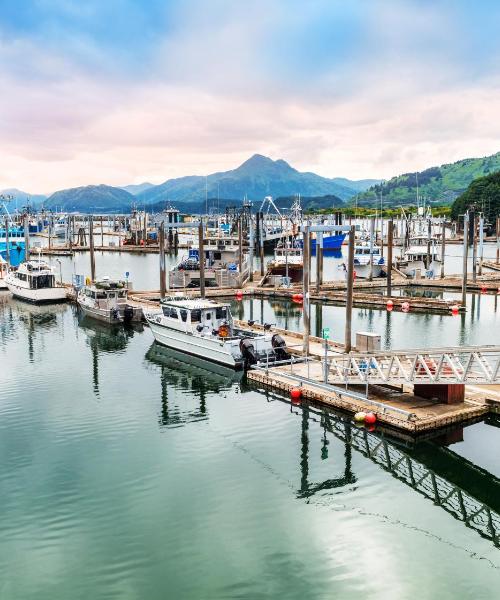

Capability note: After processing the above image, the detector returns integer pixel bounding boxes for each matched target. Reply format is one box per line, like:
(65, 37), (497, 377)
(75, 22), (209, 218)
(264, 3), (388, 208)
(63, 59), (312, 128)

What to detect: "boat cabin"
(14, 261), (57, 289)
(82, 278), (129, 304)
(160, 299), (234, 336)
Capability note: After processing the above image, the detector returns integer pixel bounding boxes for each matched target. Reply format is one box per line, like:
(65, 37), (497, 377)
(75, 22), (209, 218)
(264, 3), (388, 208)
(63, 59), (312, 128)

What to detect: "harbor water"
(1, 292), (499, 598)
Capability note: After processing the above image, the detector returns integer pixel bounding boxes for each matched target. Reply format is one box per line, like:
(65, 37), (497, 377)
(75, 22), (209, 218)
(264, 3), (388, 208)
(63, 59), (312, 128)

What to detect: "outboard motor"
(271, 333), (290, 361)
(240, 338), (257, 370)
(123, 306), (134, 323)
(111, 308), (120, 320)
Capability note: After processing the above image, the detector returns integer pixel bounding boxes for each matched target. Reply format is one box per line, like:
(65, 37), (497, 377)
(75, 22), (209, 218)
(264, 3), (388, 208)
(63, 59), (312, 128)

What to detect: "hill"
(353, 152), (500, 207)
(120, 182), (155, 195)
(137, 154), (376, 206)
(45, 184), (135, 213)
(0, 188), (47, 206)
(451, 171), (500, 224)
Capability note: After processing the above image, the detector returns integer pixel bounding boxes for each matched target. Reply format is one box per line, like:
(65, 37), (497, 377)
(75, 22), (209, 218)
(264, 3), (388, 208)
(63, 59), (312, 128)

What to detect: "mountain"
(451, 171), (500, 223)
(45, 184), (135, 212)
(353, 151), (500, 207)
(0, 187), (47, 206)
(120, 182), (155, 195)
(275, 194), (344, 211)
(136, 154), (375, 207)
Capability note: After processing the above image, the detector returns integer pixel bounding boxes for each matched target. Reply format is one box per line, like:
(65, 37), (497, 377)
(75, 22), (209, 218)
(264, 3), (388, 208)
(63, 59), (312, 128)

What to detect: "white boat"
(77, 277), (142, 323)
(145, 297), (289, 369)
(169, 236), (249, 289)
(266, 237), (303, 283)
(0, 255), (8, 289)
(353, 240), (385, 278)
(398, 235), (442, 278)
(5, 260), (67, 303)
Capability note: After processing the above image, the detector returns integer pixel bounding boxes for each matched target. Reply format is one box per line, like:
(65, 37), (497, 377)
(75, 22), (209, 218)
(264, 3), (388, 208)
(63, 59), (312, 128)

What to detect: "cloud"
(0, 0), (499, 192)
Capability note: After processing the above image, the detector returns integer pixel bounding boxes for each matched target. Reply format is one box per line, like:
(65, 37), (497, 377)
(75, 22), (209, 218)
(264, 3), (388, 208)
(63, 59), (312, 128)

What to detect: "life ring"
(218, 324), (229, 338)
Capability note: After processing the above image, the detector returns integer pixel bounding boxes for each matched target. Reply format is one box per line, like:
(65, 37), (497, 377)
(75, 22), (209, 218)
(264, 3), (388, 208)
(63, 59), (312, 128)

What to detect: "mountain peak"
(238, 154), (275, 169)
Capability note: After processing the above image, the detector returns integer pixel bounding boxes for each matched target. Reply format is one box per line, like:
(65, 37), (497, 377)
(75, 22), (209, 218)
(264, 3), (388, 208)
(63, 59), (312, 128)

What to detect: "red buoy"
(290, 387), (302, 402)
(235, 290), (243, 299)
(386, 299), (394, 312)
(481, 285), (487, 294)
(295, 293), (303, 302)
(451, 304), (459, 315)
(364, 412), (377, 425)
(401, 301), (410, 312)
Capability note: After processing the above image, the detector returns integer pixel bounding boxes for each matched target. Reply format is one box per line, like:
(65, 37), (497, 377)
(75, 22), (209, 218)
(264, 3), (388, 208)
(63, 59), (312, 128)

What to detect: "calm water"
(1, 293), (500, 599)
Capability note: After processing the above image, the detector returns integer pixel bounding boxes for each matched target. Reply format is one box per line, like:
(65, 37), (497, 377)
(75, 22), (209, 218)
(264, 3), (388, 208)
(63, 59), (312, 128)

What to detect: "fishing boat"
(145, 297), (289, 369)
(169, 236), (249, 289)
(0, 256), (8, 289)
(266, 237), (303, 283)
(77, 277), (142, 323)
(397, 235), (442, 278)
(0, 226), (25, 267)
(353, 239), (385, 278)
(5, 260), (67, 303)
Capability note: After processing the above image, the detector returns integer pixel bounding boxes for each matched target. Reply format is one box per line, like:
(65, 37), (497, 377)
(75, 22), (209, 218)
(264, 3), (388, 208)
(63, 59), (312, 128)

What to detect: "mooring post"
(89, 215), (96, 282)
(345, 226), (355, 353)
(497, 216), (500, 265)
(478, 214), (484, 276)
(302, 223), (310, 355)
(198, 220), (205, 298)
(461, 212), (469, 307)
(23, 215), (30, 261)
(315, 231), (323, 294)
(368, 216), (374, 281)
(248, 215), (254, 281)
(4, 217), (10, 263)
(387, 218), (393, 297)
(440, 219), (446, 278)
(259, 211), (265, 277)
(159, 222), (166, 298)
(100, 216), (104, 247)
(238, 217), (243, 280)
(472, 213), (477, 283)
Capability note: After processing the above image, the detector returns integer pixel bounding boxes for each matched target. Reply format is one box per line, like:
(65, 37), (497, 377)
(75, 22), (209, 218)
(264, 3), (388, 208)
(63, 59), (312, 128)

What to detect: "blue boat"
(310, 233), (346, 253)
(0, 242), (25, 267)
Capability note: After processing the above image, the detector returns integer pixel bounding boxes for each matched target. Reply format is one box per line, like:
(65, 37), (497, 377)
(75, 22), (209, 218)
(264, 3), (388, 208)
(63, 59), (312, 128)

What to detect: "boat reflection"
(145, 343), (243, 428)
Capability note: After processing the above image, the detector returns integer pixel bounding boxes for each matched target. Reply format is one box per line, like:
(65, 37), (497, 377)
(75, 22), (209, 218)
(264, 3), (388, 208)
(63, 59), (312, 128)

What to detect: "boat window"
(17, 272), (27, 281)
(205, 312), (212, 320)
(118, 290), (126, 298)
(191, 309), (201, 322)
(214, 252), (221, 260)
(215, 307), (227, 320)
(96, 291), (106, 299)
(180, 309), (188, 322)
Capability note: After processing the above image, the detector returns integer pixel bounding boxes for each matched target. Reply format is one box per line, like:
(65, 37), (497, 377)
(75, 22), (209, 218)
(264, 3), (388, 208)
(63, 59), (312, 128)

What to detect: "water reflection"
(145, 343), (243, 428)
(269, 393), (500, 548)
(77, 314), (144, 395)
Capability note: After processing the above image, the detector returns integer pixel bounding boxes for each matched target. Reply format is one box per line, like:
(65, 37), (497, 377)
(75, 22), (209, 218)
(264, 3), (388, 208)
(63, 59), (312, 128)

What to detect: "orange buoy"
(364, 412), (377, 425)
(290, 387), (302, 402)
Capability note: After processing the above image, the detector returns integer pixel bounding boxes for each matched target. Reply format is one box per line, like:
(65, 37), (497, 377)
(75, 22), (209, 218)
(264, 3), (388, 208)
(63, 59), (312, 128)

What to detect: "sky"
(0, 0), (500, 194)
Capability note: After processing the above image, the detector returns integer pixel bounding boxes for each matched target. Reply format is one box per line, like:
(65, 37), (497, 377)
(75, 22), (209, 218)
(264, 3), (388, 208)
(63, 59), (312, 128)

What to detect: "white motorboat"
(77, 277), (142, 324)
(267, 237), (303, 283)
(0, 255), (8, 289)
(398, 236), (442, 278)
(145, 297), (289, 369)
(353, 240), (385, 278)
(5, 260), (67, 303)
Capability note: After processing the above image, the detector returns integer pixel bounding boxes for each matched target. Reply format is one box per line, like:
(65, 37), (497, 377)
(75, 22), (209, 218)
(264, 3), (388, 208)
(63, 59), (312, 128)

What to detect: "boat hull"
(311, 233), (346, 252)
(353, 263), (383, 279)
(147, 318), (243, 369)
(267, 264), (303, 283)
(6, 281), (67, 303)
(78, 302), (142, 324)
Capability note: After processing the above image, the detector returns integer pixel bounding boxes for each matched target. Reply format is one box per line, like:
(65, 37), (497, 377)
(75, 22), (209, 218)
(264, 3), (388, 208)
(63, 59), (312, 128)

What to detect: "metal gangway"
(325, 345), (500, 386)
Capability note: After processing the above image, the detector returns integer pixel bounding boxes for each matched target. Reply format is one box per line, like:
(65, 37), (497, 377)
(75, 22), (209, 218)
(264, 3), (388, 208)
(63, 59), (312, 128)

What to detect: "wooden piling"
(472, 214), (477, 282)
(23, 215), (30, 261)
(440, 219), (446, 278)
(461, 213), (468, 307)
(302, 223), (311, 355)
(198, 221), (205, 299)
(89, 215), (96, 282)
(159, 222), (166, 298)
(4, 217), (10, 263)
(345, 226), (355, 352)
(387, 218), (393, 296)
